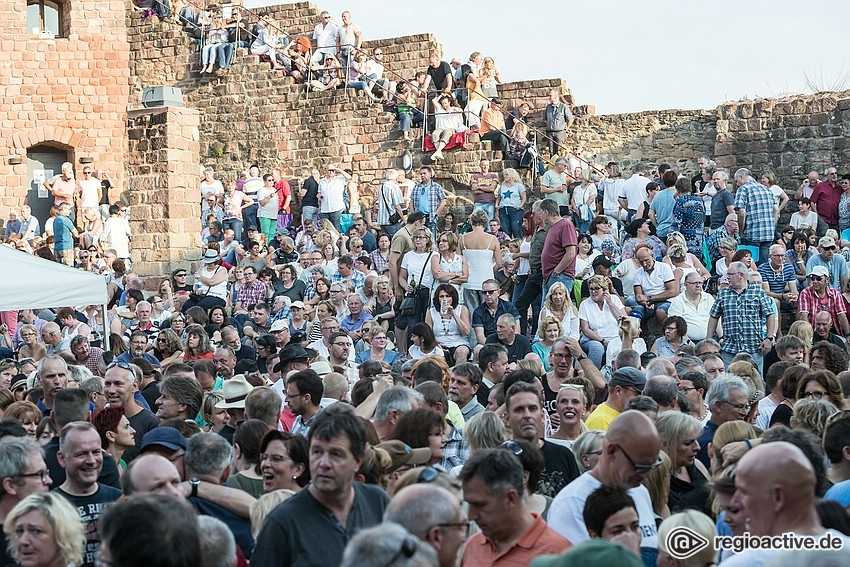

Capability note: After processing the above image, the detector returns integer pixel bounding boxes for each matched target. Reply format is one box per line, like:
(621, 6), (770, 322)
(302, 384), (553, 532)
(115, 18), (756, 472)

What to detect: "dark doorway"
(27, 145), (70, 232)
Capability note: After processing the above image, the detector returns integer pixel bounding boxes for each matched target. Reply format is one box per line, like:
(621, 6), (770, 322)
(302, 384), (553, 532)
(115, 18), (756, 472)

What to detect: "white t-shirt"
(619, 174), (652, 211)
(790, 210), (819, 229)
(257, 187), (278, 219)
(633, 261), (675, 297)
(319, 175), (347, 213)
(313, 22), (339, 51)
(548, 471), (657, 549)
(200, 179), (224, 198)
(401, 251), (435, 289)
(755, 396), (778, 430)
(578, 295), (624, 341)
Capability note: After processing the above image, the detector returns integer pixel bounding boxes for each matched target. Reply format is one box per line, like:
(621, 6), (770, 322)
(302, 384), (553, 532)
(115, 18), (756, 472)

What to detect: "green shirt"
(542, 170), (568, 206)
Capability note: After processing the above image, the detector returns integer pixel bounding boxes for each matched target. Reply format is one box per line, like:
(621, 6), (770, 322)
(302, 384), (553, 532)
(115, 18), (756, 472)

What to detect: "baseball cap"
(810, 265), (830, 278)
(376, 440), (432, 471)
(592, 256), (615, 269)
(141, 428), (188, 453)
(609, 367), (646, 391)
(269, 320), (289, 333)
(819, 236), (837, 248)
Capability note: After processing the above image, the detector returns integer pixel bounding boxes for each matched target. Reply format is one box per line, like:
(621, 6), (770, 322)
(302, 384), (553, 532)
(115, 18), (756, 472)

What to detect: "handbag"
(399, 252), (433, 317)
(381, 186), (402, 225)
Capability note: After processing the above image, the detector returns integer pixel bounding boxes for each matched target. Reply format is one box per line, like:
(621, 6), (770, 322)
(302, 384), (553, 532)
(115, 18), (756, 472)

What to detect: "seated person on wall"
(430, 94), (466, 161)
(249, 18), (288, 71)
(479, 97), (509, 155)
(309, 53), (343, 92)
(284, 36), (312, 83)
(345, 51), (379, 102)
(394, 81), (423, 141)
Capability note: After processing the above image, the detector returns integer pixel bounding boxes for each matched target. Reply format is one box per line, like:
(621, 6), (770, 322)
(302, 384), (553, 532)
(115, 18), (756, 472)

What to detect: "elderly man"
(707, 261), (777, 370)
(723, 442), (850, 566)
(706, 213), (739, 266)
(41, 322), (70, 355)
(124, 300), (160, 343)
(695, 376), (751, 468)
(212, 345), (237, 380)
(585, 367), (646, 431)
(0, 438), (52, 567)
(449, 363), (485, 420)
(220, 327), (256, 362)
(103, 361), (160, 463)
(798, 265), (850, 337)
(506, 382), (580, 497)
(709, 170), (734, 231)
(632, 245), (677, 327)
(339, 293), (372, 339)
(470, 158), (499, 221)
(368, 386), (422, 442)
(384, 484), (468, 567)
(806, 235), (849, 290)
(55, 422), (122, 567)
(548, 411), (660, 557)
(184, 433), (254, 558)
(667, 272), (716, 342)
(733, 167), (777, 263)
(460, 449), (571, 565)
(543, 88), (574, 157)
(541, 158), (571, 217)
(811, 166), (842, 230)
(485, 313), (532, 363)
(252, 406), (388, 566)
(795, 170), (820, 200)
(310, 10), (339, 64)
(121, 453), (183, 498)
(811, 310), (849, 351)
(757, 244), (799, 313)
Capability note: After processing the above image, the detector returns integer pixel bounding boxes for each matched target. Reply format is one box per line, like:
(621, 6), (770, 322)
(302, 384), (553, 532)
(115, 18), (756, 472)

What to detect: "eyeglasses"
(381, 535), (417, 567)
(686, 280), (704, 286)
(285, 392), (305, 400)
(679, 386), (696, 393)
(823, 246), (836, 251)
(804, 391), (827, 400)
(435, 521), (471, 536)
(16, 469), (49, 482)
(721, 400), (751, 414)
(501, 440), (524, 455)
(413, 235), (427, 240)
(175, 273), (187, 277)
(617, 445), (663, 473)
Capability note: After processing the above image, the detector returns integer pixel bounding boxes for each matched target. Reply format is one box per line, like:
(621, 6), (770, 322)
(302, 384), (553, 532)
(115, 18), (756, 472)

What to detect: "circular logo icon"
(665, 526), (710, 560)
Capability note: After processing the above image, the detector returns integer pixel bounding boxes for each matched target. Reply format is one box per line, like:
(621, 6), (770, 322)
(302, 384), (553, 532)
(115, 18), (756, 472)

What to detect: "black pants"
(515, 271), (543, 337)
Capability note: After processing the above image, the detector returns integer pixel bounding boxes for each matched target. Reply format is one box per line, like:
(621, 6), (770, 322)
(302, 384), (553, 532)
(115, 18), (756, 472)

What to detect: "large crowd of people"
(3, 4), (850, 567)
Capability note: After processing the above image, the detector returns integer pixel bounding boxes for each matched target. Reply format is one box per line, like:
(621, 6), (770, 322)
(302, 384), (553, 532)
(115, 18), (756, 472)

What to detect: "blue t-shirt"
(53, 214), (75, 251)
(649, 189), (676, 238)
(497, 183), (525, 209)
(825, 479), (850, 507)
(710, 189), (734, 229)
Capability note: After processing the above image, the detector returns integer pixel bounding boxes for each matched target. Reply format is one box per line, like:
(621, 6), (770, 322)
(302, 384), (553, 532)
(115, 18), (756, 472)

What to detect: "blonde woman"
(607, 316), (647, 362)
(579, 274), (627, 368)
(368, 277), (395, 332)
(460, 209), (501, 312)
(430, 231), (468, 301)
(532, 316), (563, 372)
(790, 398), (839, 438)
(546, 383), (590, 449)
(787, 320), (813, 363)
(571, 169), (597, 233)
(655, 412), (710, 515)
(539, 282), (579, 341)
(3, 493), (85, 567)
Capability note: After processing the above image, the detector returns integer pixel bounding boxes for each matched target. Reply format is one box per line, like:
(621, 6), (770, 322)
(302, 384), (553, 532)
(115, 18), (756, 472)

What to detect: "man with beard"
(54, 422), (122, 567)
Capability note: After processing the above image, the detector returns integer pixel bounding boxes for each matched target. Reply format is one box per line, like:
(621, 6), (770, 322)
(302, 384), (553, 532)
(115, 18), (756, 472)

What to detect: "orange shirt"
(480, 108), (506, 136)
(461, 513), (571, 567)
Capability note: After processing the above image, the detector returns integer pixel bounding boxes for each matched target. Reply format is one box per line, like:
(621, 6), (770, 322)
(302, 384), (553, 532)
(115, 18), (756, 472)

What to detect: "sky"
(244, 0), (850, 115)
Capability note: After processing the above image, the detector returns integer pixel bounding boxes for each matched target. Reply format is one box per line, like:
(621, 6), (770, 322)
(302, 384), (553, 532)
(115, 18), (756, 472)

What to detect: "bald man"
(122, 454), (184, 499)
(722, 442), (850, 566)
(548, 411), (661, 558)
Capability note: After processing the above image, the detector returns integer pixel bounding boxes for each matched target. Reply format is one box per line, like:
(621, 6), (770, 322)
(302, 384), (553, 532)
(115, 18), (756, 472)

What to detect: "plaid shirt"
(437, 423), (469, 470)
(734, 179), (775, 243)
(236, 280), (268, 308)
(706, 226), (739, 265)
(709, 284), (775, 355)
(370, 248), (391, 274)
(330, 269), (365, 291)
(413, 181), (446, 216)
(798, 286), (846, 333)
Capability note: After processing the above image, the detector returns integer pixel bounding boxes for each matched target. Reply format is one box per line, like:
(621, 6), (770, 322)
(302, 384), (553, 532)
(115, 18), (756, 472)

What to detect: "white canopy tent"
(0, 245), (110, 348)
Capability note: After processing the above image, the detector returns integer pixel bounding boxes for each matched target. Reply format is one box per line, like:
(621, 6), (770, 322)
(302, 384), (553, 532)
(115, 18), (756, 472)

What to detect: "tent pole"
(102, 303), (110, 352)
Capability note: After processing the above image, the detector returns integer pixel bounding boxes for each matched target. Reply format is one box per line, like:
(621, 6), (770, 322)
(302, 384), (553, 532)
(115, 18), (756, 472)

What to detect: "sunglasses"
(809, 275), (825, 281)
(617, 445), (663, 473)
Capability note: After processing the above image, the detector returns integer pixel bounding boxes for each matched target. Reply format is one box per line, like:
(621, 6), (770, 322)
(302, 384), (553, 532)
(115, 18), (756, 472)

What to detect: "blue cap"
(140, 427), (188, 453)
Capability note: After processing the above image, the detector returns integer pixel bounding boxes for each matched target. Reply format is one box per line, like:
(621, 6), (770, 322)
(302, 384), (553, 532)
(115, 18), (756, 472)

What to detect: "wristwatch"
(577, 353), (588, 361)
(189, 477), (200, 498)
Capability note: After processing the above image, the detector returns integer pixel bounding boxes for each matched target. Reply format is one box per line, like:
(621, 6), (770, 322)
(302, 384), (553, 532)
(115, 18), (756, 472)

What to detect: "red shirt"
(275, 180), (292, 214)
(541, 218), (578, 280)
(461, 513), (571, 567)
(811, 180), (841, 224)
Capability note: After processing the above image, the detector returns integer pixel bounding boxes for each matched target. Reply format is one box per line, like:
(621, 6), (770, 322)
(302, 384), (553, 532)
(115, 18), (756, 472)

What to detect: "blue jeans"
(381, 223), (402, 238)
(301, 205), (319, 225)
(223, 218), (244, 241)
(499, 206), (523, 239)
(723, 350), (764, 376)
(543, 274), (574, 301)
(473, 203), (495, 222)
(398, 109), (424, 132)
(515, 272), (542, 336)
(323, 209), (343, 233)
(580, 338), (606, 368)
(242, 203), (258, 232)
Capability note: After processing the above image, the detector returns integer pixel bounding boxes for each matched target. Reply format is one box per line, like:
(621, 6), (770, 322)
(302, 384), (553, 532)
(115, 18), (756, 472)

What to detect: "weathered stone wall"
(570, 109), (718, 177)
(0, 0), (131, 216)
(126, 106), (202, 276)
(714, 91), (850, 190)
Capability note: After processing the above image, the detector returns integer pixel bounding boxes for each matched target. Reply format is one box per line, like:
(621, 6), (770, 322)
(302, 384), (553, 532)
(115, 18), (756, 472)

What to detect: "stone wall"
(126, 106), (202, 276)
(714, 91), (850, 189)
(0, 0), (131, 216)
(570, 109), (717, 177)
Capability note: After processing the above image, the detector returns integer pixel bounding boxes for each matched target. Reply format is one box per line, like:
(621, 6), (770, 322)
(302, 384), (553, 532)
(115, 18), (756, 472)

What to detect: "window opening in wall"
(27, 0), (65, 38)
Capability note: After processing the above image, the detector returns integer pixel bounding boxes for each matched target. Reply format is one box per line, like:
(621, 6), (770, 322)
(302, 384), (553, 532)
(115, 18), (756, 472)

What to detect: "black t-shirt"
(123, 408), (162, 463)
(100, 179), (112, 205)
(53, 484), (122, 567)
(301, 177), (320, 207)
(485, 334), (532, 362)
(537, 440), (580, 498)
(44, 438), (121, 490)
(190, 496), (255, 559)
(251, 483), (389, 567)
(227, 18), (249, 43)
(541, 376), (559, 417)
(427, 61), (453, 92)
(141, 381), (161, 410)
